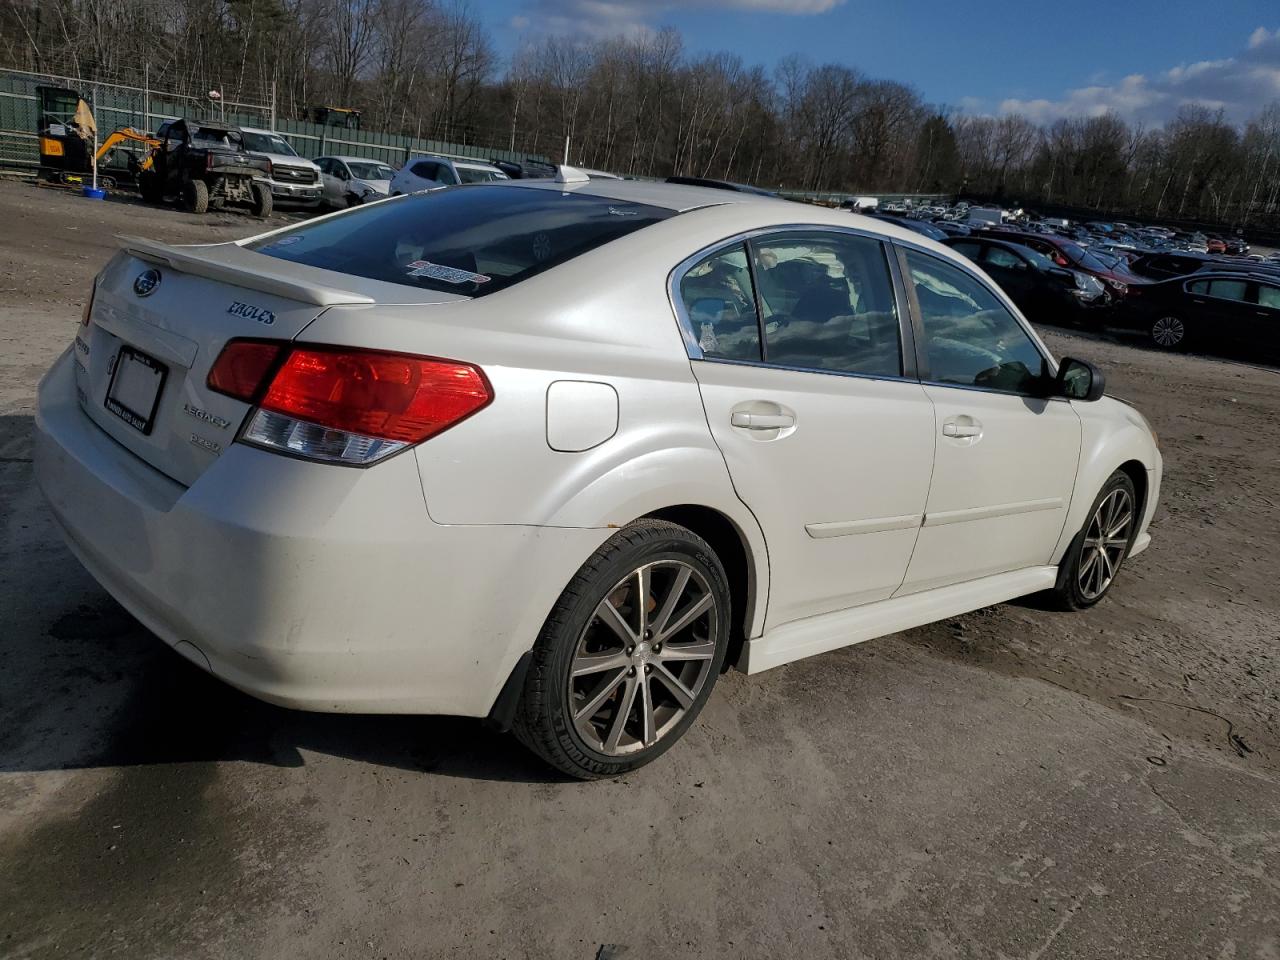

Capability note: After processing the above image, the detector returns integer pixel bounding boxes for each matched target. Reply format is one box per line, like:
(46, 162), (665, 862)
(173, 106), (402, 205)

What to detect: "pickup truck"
(139, 119), (274, 217)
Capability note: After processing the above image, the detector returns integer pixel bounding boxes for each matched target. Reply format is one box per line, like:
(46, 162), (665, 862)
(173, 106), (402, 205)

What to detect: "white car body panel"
(33, 180), (1162, 719)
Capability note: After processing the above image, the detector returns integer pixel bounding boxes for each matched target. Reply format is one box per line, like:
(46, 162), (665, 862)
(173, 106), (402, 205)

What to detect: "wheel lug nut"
(653, 643), (662, 653)
(626, 645), (635, 655)
(628, 666), (636, 676)
(643, 630), (653, 640)
(645, 663), (652, 674)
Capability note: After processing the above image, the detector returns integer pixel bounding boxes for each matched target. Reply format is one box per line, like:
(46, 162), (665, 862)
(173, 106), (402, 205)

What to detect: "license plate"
(105, 346), (168, 435)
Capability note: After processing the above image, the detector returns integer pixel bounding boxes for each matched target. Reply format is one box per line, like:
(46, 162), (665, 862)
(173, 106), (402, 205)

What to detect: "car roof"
(502, 176), (790, 213)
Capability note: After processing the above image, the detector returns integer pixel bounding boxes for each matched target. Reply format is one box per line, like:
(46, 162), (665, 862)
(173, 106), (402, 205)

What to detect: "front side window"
(249, 186), (674, 296)
(348, 161), (395, 181)
(679, 244), (760, 361)
(751, 231), (901, 377)
(906, 249), (1048, 394)
(1258, 284), (1280, 309)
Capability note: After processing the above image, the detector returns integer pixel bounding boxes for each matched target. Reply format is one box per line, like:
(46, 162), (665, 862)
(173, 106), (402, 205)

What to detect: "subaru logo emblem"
(133, 269), (161, 297)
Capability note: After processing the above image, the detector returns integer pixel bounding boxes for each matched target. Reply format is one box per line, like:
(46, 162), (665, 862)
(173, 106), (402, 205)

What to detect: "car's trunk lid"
(76, 238), (467, 487)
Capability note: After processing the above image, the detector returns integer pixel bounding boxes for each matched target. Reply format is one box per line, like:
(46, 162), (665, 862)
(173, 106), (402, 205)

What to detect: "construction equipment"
(36, 85), (159, 189)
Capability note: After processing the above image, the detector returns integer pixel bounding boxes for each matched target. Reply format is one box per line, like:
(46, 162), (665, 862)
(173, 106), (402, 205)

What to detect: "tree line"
(4, 0), (1280, 228)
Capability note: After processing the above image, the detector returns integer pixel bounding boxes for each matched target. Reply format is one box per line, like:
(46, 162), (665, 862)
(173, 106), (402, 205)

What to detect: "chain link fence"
(0, 67), (546, 181)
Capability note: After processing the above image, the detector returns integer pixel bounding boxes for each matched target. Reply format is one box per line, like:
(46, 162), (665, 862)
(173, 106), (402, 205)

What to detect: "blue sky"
(480, 0), (1280, 125)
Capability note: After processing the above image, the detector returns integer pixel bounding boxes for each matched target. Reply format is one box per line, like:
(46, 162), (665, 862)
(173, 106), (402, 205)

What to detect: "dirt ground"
(1, 179), (1278, 960)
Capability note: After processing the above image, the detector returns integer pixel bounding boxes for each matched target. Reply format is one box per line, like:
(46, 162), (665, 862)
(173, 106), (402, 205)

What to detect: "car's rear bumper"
(35, 351), (605, 715)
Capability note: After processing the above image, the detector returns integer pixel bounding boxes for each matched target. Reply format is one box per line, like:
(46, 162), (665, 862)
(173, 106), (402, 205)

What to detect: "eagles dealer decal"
(228, 301), (276, 325)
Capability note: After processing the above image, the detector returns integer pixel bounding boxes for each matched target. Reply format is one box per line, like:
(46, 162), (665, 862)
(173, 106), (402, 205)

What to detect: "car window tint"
(410, 161), (438, 179)
(906, 249), (1048, 394)
(680, 244), (761, 361)
(1258, 284), (1280, 309)
(950, 241), (983, 260)
(248, 186), (675, 296)
(1187, 279), (1210, 294)
(984, 246), (1025, 270)
(1208, 279), (1248, 301)
(751, 232), (901, 377)
(457, 166), (507, 184)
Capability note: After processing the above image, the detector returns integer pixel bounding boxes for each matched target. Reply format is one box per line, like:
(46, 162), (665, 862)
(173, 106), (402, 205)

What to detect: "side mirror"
(1055, 356), (1105, 402)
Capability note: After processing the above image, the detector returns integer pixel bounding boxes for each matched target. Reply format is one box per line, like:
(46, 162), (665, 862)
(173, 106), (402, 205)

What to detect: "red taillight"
(262, 347), (492, 443)
(206, 342), (492, 465)
(207, 340), (285, 401)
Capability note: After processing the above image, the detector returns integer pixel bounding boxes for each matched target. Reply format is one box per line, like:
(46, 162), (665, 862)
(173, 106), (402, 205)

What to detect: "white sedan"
(35, 171), (1161, 779)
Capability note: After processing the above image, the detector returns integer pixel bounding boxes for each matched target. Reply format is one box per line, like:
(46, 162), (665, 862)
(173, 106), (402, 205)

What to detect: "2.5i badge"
(228, 301), (276, 325)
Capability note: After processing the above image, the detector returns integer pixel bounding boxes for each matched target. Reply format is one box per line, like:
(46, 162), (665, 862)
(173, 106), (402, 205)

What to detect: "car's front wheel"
(1150, 314), (1186, 350)
(1050, 471), (1138, 610)
(514, 520), (730, 779)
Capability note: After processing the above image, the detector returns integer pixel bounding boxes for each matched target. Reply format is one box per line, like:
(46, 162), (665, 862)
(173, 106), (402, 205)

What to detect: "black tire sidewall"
(1057, 471), (1138, 609)
(521, 523), (731, 778)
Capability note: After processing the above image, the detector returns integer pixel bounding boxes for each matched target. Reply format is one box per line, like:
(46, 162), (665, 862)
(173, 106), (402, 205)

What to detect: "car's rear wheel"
(514, 520), (730, 779)
(183, 179), (209, 214)
(1050, 471), (1138, 610)
(1150, 315), (1186, 350)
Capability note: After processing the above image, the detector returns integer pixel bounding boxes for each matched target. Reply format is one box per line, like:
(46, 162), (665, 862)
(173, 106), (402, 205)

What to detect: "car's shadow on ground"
(7, 597), (565, 783)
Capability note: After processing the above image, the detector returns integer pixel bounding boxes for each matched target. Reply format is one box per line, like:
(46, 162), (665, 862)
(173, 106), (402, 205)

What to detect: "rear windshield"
(247, 185), (674, 296)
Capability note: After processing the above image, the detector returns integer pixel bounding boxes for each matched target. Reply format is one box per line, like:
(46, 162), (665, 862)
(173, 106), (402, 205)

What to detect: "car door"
(681, 229), (935, 629)
(316, 159), (338, 203)
(1253, 282), (1280, 354)
(1187, 277), (1252, 344)
(897, 246), (1081, 594)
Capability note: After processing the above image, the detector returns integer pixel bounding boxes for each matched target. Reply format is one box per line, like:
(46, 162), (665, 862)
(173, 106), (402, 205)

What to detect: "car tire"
(1150, 315), (1186, 350)
(514, 519), (731, 779)
(182, 179), (209, 214)
(1049, 470), (1138, 611)
(250, 183), (273, 218)
(343, 192), (362, 208)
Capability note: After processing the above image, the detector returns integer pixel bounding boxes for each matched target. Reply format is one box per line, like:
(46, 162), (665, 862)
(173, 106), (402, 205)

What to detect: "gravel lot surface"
(1, 179), (1278, 959)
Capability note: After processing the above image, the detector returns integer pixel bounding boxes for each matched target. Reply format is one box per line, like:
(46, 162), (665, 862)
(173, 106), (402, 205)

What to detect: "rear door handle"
(731, 411), (795, 430)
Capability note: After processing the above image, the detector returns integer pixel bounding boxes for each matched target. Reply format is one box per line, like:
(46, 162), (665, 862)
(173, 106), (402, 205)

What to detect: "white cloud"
(512, 0), (843, 40)
(993, 26), (1280, 126)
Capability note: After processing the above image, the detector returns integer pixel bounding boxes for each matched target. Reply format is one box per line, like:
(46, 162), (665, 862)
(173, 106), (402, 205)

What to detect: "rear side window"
(1208, 279), (1248, 301)
(456, 166), (507, 184)
(679, 244), (760, 361)
(1259, 284), (1280, 309)
(248, 185), (674, 296)
(752, 232), (901, 377)
(950, 241), (983, 260)
(410, 161), (440, 180)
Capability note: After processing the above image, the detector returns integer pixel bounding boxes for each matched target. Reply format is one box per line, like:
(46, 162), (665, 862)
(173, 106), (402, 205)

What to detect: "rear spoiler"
(117, 235), (375, 306)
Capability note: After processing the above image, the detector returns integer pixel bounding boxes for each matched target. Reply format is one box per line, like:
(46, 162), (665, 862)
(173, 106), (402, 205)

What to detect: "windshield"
(248, 185), (673, 296)
(347, 161), (395, 181)
(190, 128), (240, 148)
(456, 165), (509, 184)
(242, 132), (298, 156)
(1017, 246), (1057, 272)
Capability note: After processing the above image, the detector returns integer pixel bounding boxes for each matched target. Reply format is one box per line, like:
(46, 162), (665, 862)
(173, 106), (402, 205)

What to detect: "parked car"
(943, 237), (1106, 321)
(1115, 272), (1280, 355)
(35, 178), (1161, 779)
(388, 155), (509, 194)
(984, 230), (1145, 302)
(139, 119), (273, 216)
(1129, 251), (1280, 282)
(315, 155), (396, 208)
(239, 127), (323, 207)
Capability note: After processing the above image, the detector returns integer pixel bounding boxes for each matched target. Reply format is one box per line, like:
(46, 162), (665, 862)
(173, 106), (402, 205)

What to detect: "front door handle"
(731, 411), (795, 430)
(942, 417), (982, 439)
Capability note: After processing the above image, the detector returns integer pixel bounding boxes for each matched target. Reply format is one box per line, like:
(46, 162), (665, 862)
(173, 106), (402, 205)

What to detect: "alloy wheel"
(568, 560), (719, 756)
(1151, 316), (1184, 347)
(1077, 487), (1134, 601)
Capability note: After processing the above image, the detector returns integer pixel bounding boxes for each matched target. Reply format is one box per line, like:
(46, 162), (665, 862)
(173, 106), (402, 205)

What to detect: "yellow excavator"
(37, 90), (160, 189)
